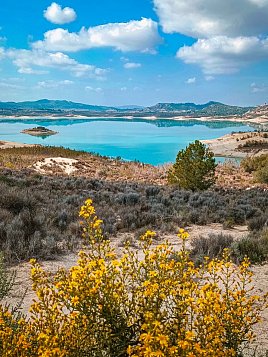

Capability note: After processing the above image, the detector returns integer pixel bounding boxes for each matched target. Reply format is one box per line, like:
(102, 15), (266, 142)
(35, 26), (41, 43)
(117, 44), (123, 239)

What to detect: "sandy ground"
(0, 141), (37, 149)
(202, 132), (268, 158)
(33, 157), (79, 175)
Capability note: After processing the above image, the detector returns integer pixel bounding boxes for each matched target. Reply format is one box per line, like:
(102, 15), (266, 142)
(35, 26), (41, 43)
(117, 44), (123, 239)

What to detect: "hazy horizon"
(0, 0), (268, 107)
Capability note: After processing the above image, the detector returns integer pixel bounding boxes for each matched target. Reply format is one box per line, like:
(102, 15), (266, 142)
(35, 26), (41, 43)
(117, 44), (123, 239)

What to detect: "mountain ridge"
(0, 99), (254, 117)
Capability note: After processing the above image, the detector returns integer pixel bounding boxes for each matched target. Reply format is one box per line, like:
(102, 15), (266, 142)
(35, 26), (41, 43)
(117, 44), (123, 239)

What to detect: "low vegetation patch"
(241, 154), (268, 184)
(237, 140), (268, 152)
(0, 168), (267, 264)
(232, 228), (268, 264)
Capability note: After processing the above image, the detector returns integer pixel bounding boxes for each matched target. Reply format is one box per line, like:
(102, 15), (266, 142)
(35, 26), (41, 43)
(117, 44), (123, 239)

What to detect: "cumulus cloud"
(153, 0), (268, 38)
(33, 18), (161, 53)
(124, 62), (141, 69)
(5, 48), (107, 78)
(85, 86), (102, 93)
(37, 79), (73, 89)
(205, 75), (215, 81)
(185, 77), (196, 84)
(0, 82), (25, 89)
(154, 0), (268, 74)
(177, 36), (268, 74)
(250, 82), (268, 93)
(44, 2), (77, 25)
(0, 47), (5, 58)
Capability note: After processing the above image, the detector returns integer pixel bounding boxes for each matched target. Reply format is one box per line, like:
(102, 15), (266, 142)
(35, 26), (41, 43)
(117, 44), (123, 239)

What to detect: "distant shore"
(202, 131), (268, 158)
(0, 114), (267, 127)
(0, 140), (37, 149)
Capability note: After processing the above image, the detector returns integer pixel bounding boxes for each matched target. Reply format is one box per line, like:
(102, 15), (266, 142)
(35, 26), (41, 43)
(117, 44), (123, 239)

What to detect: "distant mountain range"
(0, 99), (255, 118)
(0, 99), (115, 112)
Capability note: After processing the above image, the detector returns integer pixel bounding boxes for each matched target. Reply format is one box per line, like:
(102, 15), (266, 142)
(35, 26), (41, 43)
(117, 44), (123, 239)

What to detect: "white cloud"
(33, 18), (161, 53)
(0, 47), (5, 58)
(0, 82), (25, 89)
(120, 56), (129, 62)
(37, 79), (73, 89)
(177, 36), (268, 74)
(153, 0), (268, 38)
(44, 2), (76, 25)
(5, 48), (107, 78)
(120, 87), (127, 91)
(250, 82), (268, 93)
(205, 75), (215, 81)
(185, 77), (196, 84)
(85, 86), (102, 93)
(124, 62), (141, 69)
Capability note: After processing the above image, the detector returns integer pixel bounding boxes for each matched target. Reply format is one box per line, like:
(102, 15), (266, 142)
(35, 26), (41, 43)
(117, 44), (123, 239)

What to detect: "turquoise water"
(0, 118), (253, 165)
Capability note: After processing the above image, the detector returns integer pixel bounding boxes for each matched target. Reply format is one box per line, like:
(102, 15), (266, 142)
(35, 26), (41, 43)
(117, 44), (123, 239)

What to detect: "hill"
(0, 99), (118, 112)
(0, 99), (253, 117)
(242, 104), (268, 124)
(146, 101), (253, 116)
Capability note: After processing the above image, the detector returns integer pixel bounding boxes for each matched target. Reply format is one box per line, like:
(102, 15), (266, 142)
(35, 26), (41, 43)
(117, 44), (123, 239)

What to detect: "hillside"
(146, 101), (253, 116)
(0, 99), (253, 118)
(0, 99), (117, 112)
(242, 104), (268, 124)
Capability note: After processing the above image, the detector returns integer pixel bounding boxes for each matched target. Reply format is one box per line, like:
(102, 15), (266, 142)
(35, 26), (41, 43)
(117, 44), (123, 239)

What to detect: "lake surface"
(0, 118), (253, 165)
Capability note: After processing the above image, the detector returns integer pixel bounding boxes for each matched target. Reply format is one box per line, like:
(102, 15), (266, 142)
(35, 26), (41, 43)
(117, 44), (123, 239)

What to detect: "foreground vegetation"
(0, 168), (267, 264)
(0, 199), (266, 356)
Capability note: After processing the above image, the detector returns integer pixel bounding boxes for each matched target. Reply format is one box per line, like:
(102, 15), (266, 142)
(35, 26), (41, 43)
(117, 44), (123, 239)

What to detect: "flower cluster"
(0, 199), (266, 356)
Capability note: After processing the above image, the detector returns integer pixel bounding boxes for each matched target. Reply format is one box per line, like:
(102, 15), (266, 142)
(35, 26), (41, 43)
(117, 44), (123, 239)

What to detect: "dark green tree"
(168, 140), (217, 190)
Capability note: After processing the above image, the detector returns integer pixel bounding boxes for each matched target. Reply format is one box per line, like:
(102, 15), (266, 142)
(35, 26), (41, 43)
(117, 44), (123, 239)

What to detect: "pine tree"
(168, 140), (217, 190)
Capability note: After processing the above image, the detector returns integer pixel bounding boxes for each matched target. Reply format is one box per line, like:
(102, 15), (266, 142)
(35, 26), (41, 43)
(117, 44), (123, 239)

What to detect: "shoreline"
(202, 131), (268, 158)
(0, 114), (266, 126)
(0, 140), (38, 149)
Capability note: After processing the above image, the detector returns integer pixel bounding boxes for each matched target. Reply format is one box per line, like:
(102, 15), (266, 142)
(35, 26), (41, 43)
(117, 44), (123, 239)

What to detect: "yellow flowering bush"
(0, 198), (267, 356)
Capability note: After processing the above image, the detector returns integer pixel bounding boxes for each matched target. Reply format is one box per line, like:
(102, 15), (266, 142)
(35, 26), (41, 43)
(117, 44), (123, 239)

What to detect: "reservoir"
(0, 118), (253, 165)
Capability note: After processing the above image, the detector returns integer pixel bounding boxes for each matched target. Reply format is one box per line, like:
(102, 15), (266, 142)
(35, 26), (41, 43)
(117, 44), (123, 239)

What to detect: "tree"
(168, 140), (217, 190)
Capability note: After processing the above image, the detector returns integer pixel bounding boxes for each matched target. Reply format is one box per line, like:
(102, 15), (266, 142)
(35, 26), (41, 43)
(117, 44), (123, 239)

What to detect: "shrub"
(248, 215), (267, 231)
(168, 140), (217, 190)
(0, 169), (267, 263)
(232, 228), (268, 264)
(190, 233), (234, 265)
(254, 165), (268, 184)
(0, 254), (15, 301)
(0, 200), (266, 356)
(241, 154), (268, 184)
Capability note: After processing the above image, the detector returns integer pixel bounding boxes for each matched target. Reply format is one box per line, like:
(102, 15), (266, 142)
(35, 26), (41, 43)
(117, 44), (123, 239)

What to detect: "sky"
(0, 0), (268, 106)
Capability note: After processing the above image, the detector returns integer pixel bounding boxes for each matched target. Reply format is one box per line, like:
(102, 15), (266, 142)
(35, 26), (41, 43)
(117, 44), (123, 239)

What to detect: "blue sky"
(0, 0), (268, 106)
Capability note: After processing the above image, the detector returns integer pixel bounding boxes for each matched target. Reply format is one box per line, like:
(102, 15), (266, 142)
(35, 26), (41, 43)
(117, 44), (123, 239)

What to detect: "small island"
(21, 126), (58, 137)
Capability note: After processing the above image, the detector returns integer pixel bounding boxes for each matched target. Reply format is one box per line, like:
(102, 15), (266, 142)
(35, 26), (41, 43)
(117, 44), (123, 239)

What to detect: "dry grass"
(0, 145), (267, 190)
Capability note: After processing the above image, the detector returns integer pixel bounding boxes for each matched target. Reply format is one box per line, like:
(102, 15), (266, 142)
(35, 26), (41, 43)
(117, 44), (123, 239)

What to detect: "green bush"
(190, 233), (234, 265)
(168, 140), (217, 190)
(254, 165), (268, 184)
(241, 154), (268, 173)
(231, 228), (268, 264)
(0, 253), (15, 301)
(241, 154), (268, 184)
